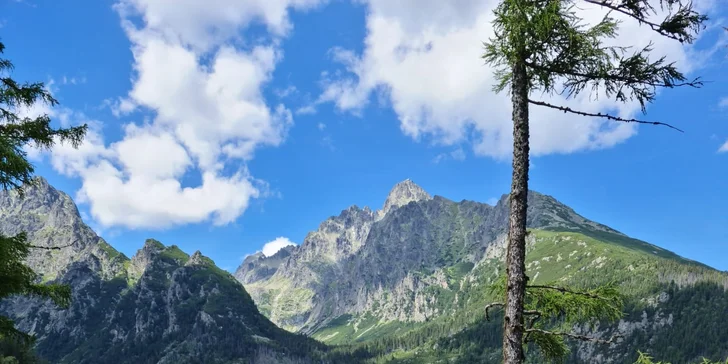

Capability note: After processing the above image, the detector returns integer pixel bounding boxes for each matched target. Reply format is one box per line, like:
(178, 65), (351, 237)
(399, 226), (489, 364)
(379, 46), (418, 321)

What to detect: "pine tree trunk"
(502, 58), (530, 364)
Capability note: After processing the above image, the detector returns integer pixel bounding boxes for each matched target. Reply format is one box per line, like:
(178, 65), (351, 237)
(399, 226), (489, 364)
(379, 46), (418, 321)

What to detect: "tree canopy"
(0, 40), (86, 346)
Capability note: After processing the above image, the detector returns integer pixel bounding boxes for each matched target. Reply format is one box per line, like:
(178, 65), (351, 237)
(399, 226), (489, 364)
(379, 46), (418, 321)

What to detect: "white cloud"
(317, 122), (326, 130)
(296, 104), (317, 115)
(433, 147), (466, 163)
(319, 0), (714, 159)
(486, 197), (498, 206)
(114, 0), (327, 52)
(261, 237), (296, 257)
(34, 0), (326, 229)
(719, 97), (728, 109)
(275, 85), (298, 98)
(61, 76), (86, 85)
(719, 140), (728, 153)
(104, 97), (138, 118)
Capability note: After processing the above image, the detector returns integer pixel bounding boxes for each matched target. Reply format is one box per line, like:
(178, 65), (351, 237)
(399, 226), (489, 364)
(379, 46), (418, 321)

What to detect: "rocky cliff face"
(0, 178), (333, 364)
(234, 245), (297, 284)
(0, 178), (126, 281)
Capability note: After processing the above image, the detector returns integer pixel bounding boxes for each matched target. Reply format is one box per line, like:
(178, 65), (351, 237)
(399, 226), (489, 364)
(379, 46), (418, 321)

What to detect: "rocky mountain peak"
(128, 239), (166, 280)
(380, 179), (432, 217)
(185, 250), (206, 266)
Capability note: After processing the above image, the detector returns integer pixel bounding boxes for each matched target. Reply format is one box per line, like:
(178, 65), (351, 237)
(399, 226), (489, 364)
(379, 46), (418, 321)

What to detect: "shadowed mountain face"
(238, 180), (728, 363)
(0, 179), (334, 364)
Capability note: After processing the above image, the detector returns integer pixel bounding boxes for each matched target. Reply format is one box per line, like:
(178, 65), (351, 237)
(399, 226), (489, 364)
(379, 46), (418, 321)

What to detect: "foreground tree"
(486, 258), (625, 361)
(482, 2), (707, 362)
(0, 40), (86, 346)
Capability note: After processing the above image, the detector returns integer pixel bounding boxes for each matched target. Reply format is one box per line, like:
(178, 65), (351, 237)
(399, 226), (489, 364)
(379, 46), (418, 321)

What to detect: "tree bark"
(502, 58), (530, 364)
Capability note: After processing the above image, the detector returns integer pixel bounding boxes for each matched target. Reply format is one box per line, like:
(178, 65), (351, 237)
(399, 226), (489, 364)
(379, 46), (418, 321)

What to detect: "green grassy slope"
(312, 229), (728, 363)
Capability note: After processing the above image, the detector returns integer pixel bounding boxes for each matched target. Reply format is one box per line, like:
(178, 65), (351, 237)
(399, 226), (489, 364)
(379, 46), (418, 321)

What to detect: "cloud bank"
(318, 0), (711, 158)
(35, 0), (327, 229)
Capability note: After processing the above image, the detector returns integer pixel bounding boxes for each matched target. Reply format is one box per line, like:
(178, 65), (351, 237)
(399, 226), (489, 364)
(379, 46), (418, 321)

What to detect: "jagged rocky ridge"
(0, 178), (334, 364)
(239, 180), (728, 363)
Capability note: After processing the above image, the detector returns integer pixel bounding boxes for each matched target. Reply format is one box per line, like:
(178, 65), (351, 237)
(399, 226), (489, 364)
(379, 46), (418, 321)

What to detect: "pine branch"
(524, 60), (703, 88)
(528, 284), (612, 300)
(583, 0), (704, 43)
(528, 99), (684, 132)
(584, 0), (673, 39)
(525, 328), (622, 344)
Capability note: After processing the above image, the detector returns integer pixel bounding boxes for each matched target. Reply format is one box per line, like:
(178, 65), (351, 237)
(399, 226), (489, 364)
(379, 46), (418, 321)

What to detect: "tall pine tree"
(0, 40), (87, 345)
(482, 2), (707, 362)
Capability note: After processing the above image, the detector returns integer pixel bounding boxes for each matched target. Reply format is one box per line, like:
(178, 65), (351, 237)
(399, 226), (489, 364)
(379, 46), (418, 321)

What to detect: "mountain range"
(235, 179), (728, 363)
(2, 178), (728, 363)
(0, 178), (336, 364)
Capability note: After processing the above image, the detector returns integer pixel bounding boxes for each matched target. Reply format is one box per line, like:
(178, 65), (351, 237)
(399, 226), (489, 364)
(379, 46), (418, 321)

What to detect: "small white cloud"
(105, 97), (137, 118)
(296, 104), (317, 115)
(317, 122), (326, 130)
(321, 135), (335, 151)
(433, 147), (466, 163)
(261, 237), (296, 257)
(275, 85), (298, 98)
(60, 75), (87, 85)
(719, 97), (728, 109)
(451, 148), (465, 161)
(719, 140), (728, 153)
(486, 197), (498, 206)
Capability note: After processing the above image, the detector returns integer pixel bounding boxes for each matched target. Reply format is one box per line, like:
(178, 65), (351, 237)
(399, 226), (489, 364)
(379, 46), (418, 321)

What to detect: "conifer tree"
(481, 2), (707, 362)
(486, 271), (625, 361)
(0, 40), (87, 344)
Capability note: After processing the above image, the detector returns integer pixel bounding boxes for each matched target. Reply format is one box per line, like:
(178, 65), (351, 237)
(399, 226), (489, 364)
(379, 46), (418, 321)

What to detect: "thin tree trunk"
(502, 58), (530, 364)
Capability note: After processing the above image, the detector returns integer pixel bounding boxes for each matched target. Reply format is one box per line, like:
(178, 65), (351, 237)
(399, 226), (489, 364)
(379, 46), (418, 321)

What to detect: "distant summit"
(379, 179), (432, 218)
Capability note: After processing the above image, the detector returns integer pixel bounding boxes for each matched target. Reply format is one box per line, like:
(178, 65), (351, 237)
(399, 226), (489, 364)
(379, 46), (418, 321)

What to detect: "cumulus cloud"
(114, 0), (327, 51)
(318, 0), (714, 159)
(261, 237), (297, 257)
(35, 0), (326, 229)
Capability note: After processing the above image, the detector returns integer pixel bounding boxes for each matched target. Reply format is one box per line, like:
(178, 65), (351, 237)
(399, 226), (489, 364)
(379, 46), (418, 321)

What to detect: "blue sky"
(2, 0), (727, 272)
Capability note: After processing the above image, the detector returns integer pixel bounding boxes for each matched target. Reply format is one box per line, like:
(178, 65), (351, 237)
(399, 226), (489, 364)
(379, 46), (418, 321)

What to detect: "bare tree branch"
(528, 99), (684, 132)
(523, 310), (542, 343)
(27, 243), (73, 250)
(485, 302), (504, 321)
(486, 302), (540, 321)
(525, 328), (623, 344)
